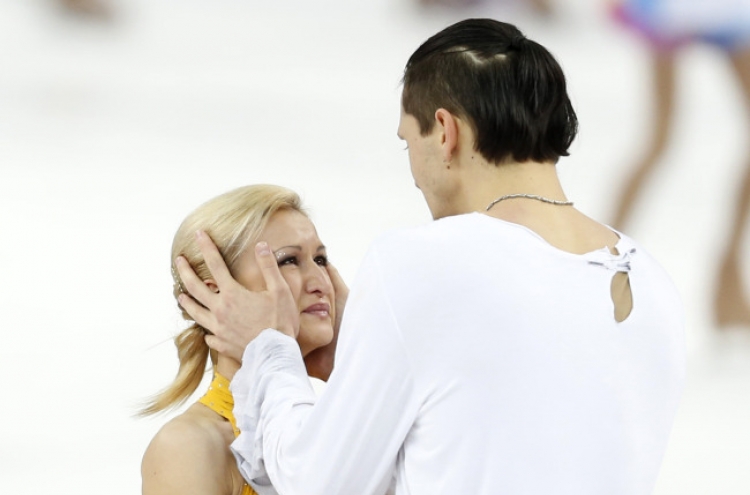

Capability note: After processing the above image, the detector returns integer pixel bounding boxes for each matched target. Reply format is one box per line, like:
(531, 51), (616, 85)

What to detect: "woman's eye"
(314, 256), (329, 267)
(277, 256), (298, 267)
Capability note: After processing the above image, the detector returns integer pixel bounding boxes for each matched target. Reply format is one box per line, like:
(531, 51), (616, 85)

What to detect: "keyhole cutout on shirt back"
(609, 247), (633, 323)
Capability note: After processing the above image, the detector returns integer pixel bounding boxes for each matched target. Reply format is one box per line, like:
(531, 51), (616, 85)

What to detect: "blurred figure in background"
(610, 0), (750, 329)
(58, 0), (112, 20)
(418, 0), (553, 17)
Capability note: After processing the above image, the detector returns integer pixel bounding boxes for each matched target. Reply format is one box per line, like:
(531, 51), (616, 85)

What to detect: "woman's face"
(232, 209), (335, 356)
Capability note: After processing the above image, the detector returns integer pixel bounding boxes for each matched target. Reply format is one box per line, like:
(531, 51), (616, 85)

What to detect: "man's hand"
(175, 231), (299, 363)
(303, 263), (349, 381)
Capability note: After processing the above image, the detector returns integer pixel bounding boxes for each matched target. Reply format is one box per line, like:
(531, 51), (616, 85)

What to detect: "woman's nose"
(303, 264), (330, 295)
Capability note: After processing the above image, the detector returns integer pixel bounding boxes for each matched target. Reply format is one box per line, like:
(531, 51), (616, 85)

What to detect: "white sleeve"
(230, 247), (420, 495)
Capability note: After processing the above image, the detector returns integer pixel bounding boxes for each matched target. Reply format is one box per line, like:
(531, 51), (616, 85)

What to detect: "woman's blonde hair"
(139, 184), (304, 416)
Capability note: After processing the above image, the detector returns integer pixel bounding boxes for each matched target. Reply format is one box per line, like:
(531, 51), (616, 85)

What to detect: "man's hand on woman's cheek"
(175, 231), (299, 363)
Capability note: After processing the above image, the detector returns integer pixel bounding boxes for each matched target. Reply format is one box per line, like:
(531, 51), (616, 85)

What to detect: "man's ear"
(205, 279), (220, 294)
(434, 108), (459, 163)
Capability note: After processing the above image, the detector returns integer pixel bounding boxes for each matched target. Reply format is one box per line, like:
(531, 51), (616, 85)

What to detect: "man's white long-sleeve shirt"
(230, 213), (686, 495)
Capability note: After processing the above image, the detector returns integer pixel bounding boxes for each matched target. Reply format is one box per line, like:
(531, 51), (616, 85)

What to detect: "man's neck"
(456, 159), (567, 214)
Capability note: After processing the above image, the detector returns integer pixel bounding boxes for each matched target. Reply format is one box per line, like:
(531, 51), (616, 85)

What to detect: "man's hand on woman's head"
(326, 262), (349, 338)
(175, 230), (299, 363)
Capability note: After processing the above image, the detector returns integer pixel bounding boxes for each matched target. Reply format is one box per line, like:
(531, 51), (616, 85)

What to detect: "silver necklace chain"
(486, 193), (574, 211)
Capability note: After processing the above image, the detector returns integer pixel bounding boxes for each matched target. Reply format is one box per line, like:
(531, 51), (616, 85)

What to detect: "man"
(176, 18), (685, 495)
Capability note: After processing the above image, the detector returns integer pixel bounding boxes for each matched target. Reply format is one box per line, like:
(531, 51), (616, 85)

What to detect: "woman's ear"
(205, 279), (220, 294)
(434, 108), (459, 163)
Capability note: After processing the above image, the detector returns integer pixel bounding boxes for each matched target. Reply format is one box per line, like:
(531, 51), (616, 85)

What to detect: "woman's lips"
(302, 302), (330, 318)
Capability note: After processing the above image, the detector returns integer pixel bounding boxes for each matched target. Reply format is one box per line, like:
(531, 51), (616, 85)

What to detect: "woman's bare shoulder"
(141, 404), (235, 495)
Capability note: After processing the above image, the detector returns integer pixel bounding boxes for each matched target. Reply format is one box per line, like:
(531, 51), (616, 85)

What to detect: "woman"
(140, 184), (344, 495)
(611, 0), (750, 328)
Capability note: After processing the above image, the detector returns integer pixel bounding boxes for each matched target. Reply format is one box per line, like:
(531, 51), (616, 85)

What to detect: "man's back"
(225, 211), (685, 495)
(368, 212), (685, 494)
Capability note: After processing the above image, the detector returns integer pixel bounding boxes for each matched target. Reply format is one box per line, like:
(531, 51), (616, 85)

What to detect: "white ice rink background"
(1, 0), (749, 493)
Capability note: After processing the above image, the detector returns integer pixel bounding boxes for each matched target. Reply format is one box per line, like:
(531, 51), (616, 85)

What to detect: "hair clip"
(171, 264), (187, 294)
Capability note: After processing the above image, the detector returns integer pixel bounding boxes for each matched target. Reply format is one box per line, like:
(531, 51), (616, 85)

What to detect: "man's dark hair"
(402, 18), (578, 164)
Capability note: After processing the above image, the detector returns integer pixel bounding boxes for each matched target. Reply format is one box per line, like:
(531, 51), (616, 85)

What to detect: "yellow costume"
(199, 373), (257, 495)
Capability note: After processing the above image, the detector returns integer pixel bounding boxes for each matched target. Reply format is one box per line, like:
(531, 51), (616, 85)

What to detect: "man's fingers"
(205, 335), (244, 363)
(326, 263), (347, 291)
(255, 242), (287, 292)
(326, 262), (350, 301)
(196, 230), (235, 289)
(204, 334), (222, 352)
(177, 293), (214, 330)
(175, 256), (217, 308)
(325, 262), (342, 282)
(255, 241), (299, 338)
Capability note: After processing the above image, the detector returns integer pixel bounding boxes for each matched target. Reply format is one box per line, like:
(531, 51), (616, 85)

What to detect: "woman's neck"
(215, 354), (241, 381)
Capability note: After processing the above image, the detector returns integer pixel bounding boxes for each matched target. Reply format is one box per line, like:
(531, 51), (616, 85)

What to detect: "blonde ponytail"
(138, 324), (210, 416)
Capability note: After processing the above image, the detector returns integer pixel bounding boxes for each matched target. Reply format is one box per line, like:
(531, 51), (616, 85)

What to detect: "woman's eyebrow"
(274, 245), (301, 253)
(272, 245), (326, 254)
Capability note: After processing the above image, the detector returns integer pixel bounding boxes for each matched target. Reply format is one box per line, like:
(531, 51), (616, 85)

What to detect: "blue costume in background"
(613, 0), (750, 51)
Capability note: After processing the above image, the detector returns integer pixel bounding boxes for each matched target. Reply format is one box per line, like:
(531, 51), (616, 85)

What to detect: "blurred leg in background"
(611, 49), (677, 230)
(58, 0), (113, 20)
(715, 46), (750, 328)
(610, 0), (750, 329)
(528, 0), (552, 16)
(417, 0), (553, 16)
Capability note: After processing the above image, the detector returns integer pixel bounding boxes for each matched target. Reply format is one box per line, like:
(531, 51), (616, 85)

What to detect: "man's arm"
(231, 247), (420, 495)
(177, 233), (420, 495)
